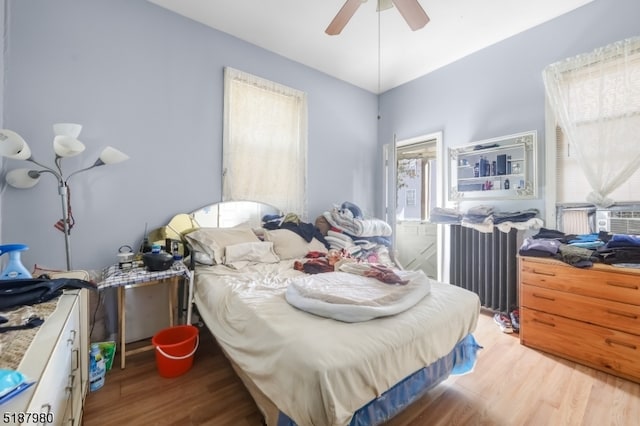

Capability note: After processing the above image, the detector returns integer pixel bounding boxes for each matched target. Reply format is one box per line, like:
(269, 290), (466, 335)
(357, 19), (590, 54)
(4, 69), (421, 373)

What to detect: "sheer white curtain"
(223, 67), (308, 217)
(543, 36), (640, 207)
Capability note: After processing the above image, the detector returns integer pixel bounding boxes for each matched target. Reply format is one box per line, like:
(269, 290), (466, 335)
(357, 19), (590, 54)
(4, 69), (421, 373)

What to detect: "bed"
(180, 201), (481, 426)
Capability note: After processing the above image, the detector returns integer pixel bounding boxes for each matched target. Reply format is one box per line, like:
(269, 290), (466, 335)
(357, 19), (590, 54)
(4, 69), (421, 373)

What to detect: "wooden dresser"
(519, 256), (640, 383)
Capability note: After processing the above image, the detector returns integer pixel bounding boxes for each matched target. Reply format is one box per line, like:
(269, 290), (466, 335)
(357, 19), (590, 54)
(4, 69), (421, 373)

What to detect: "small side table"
(98, 262), (191, 369)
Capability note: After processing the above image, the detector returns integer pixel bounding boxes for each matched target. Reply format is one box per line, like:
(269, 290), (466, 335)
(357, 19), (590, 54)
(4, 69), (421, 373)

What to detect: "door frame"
(385, 131), (445, 281)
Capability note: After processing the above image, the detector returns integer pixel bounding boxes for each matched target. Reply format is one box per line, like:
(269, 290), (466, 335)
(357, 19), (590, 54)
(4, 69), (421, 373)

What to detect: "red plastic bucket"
(151, 325), (199, 378)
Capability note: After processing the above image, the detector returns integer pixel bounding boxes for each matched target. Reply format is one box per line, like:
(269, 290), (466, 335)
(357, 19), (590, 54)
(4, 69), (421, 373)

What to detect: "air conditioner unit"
(596, 209), (640, 234)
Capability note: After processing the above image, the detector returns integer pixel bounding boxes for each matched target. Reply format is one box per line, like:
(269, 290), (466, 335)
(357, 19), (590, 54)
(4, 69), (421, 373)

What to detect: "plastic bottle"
(140, 236), (152, 253)
(89, 343), (106, 392)
(479, 156), (487, 177)
(0, 244), (32, 280)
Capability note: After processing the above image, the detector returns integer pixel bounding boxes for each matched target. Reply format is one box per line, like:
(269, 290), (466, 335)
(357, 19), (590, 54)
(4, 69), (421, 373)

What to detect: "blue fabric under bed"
(277, 334), (482, 426)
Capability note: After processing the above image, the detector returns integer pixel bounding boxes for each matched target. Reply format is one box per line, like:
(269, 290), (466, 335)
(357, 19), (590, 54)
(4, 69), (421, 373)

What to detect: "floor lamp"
(0, 124), (129, 270)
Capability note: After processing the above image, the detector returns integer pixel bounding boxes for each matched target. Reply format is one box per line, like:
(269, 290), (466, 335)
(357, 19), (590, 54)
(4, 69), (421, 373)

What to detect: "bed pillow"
(224, 241), (280, 269)
(184, 227), (260, 264)
(264, 229), (328, 260)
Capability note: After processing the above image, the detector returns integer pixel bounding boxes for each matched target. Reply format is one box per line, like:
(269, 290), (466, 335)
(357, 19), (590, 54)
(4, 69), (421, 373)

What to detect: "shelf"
(458, 174), (523, 183)
(448, 130), (538, 201)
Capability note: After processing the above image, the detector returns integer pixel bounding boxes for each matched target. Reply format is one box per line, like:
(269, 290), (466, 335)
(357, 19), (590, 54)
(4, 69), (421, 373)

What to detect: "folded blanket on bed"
(323, 208), (392, 237)
(285, 269), (430, 322)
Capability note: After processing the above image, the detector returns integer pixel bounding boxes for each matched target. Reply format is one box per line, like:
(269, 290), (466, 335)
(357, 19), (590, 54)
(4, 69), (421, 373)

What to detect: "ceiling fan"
(325, 0), (430, 35)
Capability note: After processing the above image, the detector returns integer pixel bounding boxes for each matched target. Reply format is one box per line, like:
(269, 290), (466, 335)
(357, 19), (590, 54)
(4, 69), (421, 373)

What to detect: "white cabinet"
(448, 130), (538, 200)
(4, 290), (89, 426)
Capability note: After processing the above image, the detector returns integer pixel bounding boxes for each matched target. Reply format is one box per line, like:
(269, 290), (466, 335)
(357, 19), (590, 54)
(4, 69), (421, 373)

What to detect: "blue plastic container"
(0, 244), (31, 280)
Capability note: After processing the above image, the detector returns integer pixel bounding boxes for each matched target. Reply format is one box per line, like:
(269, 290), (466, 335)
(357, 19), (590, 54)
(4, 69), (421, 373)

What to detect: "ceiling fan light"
(0, 129), (32, 160)
(53, 123), (82, 138)
(53, 135), (86, 157)
(6, 168), (40, 189)
(377, 0), (393, 12)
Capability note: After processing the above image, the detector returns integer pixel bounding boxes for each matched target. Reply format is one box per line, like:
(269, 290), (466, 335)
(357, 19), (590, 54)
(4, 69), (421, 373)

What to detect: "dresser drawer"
(520, 258), (640, 305)
(25, 296), (78, 425)
(521, 307), (640, 383)
(521, 284), (640, 335)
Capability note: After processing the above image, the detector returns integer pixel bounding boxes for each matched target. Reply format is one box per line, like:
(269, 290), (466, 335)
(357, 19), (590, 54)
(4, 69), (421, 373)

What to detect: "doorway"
(384, 132), (444, 280)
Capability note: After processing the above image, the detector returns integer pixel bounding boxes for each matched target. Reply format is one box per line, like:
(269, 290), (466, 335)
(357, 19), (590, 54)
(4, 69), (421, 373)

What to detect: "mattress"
(193, 260), (480, 426)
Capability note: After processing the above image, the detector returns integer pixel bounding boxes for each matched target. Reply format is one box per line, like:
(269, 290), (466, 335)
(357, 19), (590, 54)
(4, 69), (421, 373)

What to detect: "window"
(223, 67), (308, 217)
(545, 37), (640, 208)
(555, 126), (640, 204)
(396, 142), (436, 221)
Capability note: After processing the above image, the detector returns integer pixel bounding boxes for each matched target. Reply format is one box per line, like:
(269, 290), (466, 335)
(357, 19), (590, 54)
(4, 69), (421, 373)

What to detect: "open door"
(385, 132), (444, 280)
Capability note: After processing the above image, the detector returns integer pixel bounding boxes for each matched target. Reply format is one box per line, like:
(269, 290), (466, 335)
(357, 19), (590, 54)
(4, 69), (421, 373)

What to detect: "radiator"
(449, 224), (518, 313)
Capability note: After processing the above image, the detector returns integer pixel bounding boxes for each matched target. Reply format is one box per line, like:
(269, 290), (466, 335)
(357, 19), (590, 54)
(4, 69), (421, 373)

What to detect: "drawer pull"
(66, 373), (75, 395)
(606, 309), (638, 320)
(532, 318), (556, 327)
(532, 293), (556, 301)
(72, 348), (80, 371)
(532, 269), (556, 277)
(606, 281), (639, 290)
(67, 329), (77, 344)
(605, 338), (637, 350)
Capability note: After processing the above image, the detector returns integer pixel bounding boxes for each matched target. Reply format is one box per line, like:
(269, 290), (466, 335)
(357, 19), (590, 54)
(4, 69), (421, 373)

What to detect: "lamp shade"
(0, 129), (32, 160)
(99, 146), (129, 165)
(6, 168), (40, 189)
(53, 123), (82, 138)
(53, 135), (86, 157)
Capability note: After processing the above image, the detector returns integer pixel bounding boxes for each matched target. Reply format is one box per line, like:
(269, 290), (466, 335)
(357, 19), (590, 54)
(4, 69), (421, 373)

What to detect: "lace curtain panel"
(223, 67), (308, 217)
(543, 36), (640, 207)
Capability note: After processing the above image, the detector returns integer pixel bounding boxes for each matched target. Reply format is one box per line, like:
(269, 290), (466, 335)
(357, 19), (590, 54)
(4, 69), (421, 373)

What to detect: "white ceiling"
(147, 0), (594, 94)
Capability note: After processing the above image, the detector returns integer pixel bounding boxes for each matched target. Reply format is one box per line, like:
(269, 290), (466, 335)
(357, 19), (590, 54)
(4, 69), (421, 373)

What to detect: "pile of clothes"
(293, 250), (408, 284)
(519, 228), (640, 268)
(429, 205), (542, 233)
(316, 202), (393, 264)
(262, 202), (395, 265)
(263, 212), (330, 249)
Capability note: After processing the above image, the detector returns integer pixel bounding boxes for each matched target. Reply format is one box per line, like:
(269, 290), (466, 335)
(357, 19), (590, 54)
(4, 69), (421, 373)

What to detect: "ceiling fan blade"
(325, 0), (364, 35)
(391, 0), (430, 31)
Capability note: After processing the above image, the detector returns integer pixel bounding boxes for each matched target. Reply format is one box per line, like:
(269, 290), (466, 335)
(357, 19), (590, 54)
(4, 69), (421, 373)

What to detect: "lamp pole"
(59, 183), (72, 270)
(31, 166), (73, 270)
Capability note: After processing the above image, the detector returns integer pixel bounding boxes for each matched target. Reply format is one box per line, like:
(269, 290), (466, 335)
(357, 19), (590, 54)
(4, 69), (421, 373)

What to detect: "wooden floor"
(83, 311), (640, 426)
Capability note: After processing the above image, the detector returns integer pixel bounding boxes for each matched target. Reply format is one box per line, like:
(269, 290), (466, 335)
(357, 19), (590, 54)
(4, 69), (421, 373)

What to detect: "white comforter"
(194, 261), (480, 426)
(286, 269), (431, 322)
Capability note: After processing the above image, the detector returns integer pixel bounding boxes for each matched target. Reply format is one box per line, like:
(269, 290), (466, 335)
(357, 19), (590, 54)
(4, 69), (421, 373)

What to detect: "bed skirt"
(276, 334), (482, 426)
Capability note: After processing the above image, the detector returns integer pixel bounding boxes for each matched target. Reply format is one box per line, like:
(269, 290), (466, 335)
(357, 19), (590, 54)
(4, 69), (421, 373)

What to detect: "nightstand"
(98, 262), (191, 369)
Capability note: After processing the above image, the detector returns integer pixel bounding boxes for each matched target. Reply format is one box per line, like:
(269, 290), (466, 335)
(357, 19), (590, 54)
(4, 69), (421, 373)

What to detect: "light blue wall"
(378, 0), (640, 218)
(1, 0), (378, 270)
(3, 0), (638, 270)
